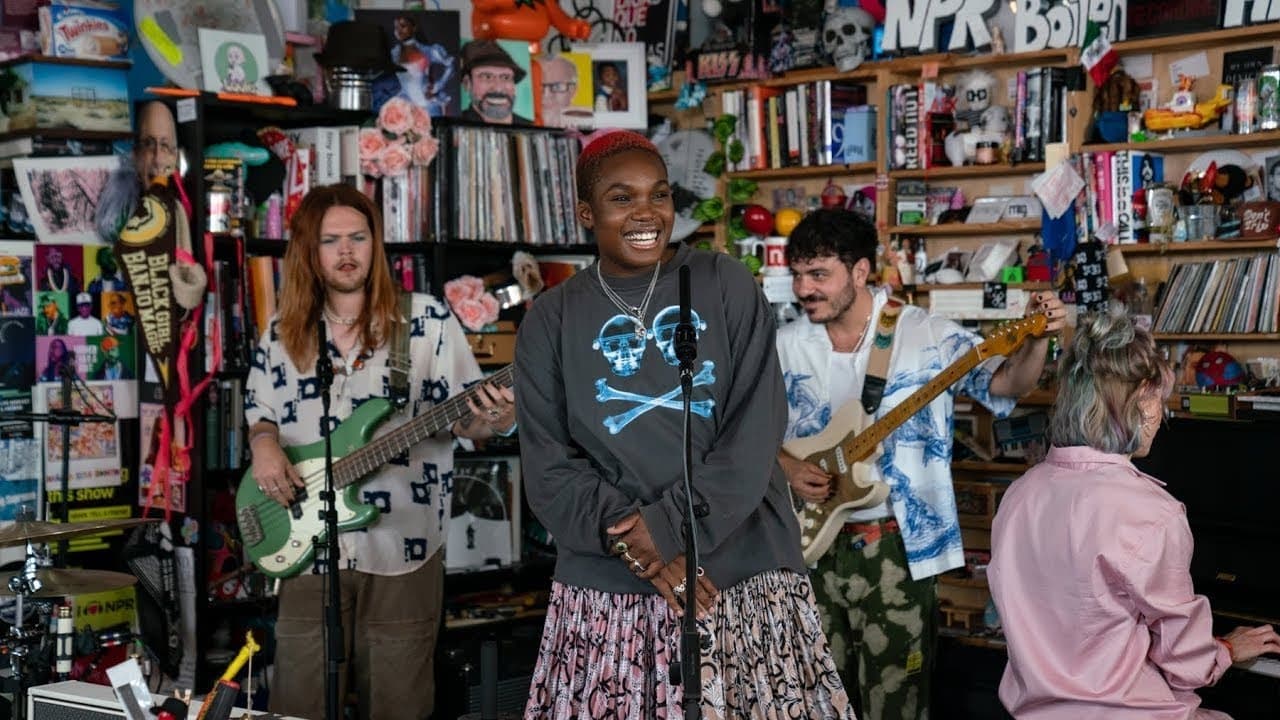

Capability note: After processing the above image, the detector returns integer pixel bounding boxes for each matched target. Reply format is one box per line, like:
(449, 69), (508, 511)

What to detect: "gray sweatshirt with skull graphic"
(515, 242), (805, 593)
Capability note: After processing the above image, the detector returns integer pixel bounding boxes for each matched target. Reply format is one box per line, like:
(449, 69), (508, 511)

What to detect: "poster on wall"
(0, 438), (39, 521)
(137, 402), (183, 513)
(353, 8), (461, 117)
(0, 318), (34, 440)
(33, 378), (137, 491)
(13, 157), (119, 245)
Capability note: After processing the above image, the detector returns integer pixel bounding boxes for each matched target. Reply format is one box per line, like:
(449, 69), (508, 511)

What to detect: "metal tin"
(1236, 78), (1258, 134)
(1146, 185), (1176, 244)
(1259, 65), (1280, 130)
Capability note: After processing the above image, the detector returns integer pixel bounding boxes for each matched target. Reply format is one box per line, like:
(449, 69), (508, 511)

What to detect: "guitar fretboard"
(840, 313), (1045, 462)
(331, 365), (515, 488)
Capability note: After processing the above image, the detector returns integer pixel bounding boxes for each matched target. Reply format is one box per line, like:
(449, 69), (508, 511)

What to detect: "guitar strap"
(387, 292), (412, 410)
(861, 297), (904, 415)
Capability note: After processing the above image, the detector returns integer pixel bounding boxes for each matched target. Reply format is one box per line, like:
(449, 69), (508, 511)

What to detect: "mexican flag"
(1081, 20), (1118, 85)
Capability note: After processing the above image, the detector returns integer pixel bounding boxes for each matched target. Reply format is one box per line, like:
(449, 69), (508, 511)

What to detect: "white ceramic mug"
(763, 236), (789, 276)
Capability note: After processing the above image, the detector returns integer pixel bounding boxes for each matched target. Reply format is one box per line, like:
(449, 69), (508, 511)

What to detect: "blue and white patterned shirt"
(776, 287), (1015, 580)
(244, 293), (483, 576)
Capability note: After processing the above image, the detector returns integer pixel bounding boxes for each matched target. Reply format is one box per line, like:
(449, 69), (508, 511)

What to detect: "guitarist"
(244, 185), (516, 720)
(775, 208), (1065, 720)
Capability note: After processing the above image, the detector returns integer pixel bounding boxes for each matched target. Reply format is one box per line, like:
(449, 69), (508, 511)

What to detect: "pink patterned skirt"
(524, 569), (857, 719)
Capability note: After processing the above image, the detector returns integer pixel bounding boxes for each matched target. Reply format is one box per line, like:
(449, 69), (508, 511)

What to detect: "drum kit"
(0, 517), (157, 720)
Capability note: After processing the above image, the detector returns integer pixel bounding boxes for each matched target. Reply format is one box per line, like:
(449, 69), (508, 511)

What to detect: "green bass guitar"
(235, 365), (514, 578)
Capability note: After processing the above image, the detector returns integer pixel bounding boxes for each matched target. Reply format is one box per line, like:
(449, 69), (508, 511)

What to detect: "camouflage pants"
(811, 519), (937, 720)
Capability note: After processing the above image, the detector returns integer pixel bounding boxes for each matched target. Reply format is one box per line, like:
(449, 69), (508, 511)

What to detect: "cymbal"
(0, 568), (137, 597)
(0, 518), (158, 548)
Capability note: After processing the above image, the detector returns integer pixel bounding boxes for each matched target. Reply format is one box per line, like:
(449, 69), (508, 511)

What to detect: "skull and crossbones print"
(592, 305), (714, 434)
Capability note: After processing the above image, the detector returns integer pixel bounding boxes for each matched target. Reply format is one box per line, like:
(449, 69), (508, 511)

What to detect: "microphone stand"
(314, 319), (344, 720)
(672, 264), (702, 720)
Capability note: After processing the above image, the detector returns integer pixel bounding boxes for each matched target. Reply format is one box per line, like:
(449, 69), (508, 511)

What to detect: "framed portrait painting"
(573, 42), (648, 130)
(197, 28), (272, 95)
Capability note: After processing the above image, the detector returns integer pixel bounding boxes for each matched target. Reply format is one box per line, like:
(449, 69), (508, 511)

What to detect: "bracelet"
(494, 421), (518, 437)
(1218, 637), (1234, 660)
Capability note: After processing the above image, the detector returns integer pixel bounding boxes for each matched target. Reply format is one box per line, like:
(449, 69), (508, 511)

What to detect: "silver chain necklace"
(596, 260), (662, 339)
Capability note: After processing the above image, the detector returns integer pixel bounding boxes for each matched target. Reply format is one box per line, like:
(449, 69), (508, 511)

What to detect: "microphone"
(674, 265), (697, 379)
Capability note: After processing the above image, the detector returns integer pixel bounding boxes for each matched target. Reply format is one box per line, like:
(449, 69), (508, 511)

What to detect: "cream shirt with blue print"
(244, 293), (483, 576)
(776, 287), (1015, 580)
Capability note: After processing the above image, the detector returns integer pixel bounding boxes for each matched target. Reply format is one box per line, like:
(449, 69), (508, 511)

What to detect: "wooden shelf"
(0, 54), (131, 70)
(939, 573), (989, 589)
(1082, 128), (1280, 154)
(952, 460), (1028, 473)
(940, 632), (1008, 651)
(913, 282), (1051, 292)
(884, 47), (1075, 74)
(648, 87), (680, 103)
(1019, 387), (1057, 406)
(0, 128), (134, 143)
(891, 163), (1044, 180)
(888, 221), (1042, 236)
(1116, 239), (1280, 254)
(1114, 24), (1280, 55)
(1153, 333), (1280, 341)
(727, 161), (876, 181)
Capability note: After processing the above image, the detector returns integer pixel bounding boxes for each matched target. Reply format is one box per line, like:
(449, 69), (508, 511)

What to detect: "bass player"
(775, 207), (1065, 720)
(244, 184), (515, 719)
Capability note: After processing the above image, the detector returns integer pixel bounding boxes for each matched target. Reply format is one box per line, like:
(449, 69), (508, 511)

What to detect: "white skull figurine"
(823, 7), (875, 73)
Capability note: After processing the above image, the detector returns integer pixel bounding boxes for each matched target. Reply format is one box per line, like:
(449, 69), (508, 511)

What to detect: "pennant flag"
(1081, 20), (1118, 86)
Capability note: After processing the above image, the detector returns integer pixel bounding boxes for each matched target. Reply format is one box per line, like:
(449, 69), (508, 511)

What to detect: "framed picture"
(446, 456), (521, 573)
(197, 28), (272, 95)
(1265, 154), (1280, 202)
(572, 42), (648, 129)
(458, 38), (535, 125)
(13, 156), (121, 245)
(352, 8), (461, 117)
(538, 51), (595, 129)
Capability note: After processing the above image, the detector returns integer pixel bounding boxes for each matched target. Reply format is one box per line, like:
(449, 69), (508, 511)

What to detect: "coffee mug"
(735, 237), (764, 260)
(763, 236), (789, 276)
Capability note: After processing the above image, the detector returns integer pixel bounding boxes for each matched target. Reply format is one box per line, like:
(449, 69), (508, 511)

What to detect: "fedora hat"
(314, 21), (402, 75)
(461, 40), (526, 84)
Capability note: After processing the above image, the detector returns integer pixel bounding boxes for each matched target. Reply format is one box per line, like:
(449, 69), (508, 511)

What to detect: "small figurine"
(822, 6), (876, 72)
(1143, 75), (1233, 132)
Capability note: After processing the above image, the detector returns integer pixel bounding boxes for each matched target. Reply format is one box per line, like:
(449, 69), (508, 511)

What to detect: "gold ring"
(612, 540), (628, 555)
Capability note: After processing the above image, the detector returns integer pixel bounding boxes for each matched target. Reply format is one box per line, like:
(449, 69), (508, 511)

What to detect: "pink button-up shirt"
(989, 446), (1232, 720)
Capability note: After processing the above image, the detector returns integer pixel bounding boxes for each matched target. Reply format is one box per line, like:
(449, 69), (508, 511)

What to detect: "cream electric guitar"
(784, 314), (1047, 564)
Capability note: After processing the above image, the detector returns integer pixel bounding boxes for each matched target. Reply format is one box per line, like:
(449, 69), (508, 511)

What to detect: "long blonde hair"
(276, 184), (399, 371)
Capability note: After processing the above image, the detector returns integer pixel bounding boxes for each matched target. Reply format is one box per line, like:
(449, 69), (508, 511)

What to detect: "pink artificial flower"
(378, 97), (414, 136)
(379, 142), (412, 176)
(358, 127), (387, 160)
(410, 104), (432, 137)
(444, 275), (485, 307)
(478, 292), (500, 321)
(454, 298), (489, 331)
(411, 136), (439, 166)
(360, 158), (382, 177)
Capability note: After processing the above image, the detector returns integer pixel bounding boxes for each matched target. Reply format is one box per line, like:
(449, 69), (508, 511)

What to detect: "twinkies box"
(38, 1), (131, 61)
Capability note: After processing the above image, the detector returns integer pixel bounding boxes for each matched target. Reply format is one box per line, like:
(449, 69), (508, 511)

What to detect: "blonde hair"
(276, 185), (399, 371)
(1049, 305), (1173, 454)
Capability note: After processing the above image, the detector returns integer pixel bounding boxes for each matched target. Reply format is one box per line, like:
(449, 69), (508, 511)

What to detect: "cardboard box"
(39, 1), (131, 61)
(0, 58), (130, 134)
